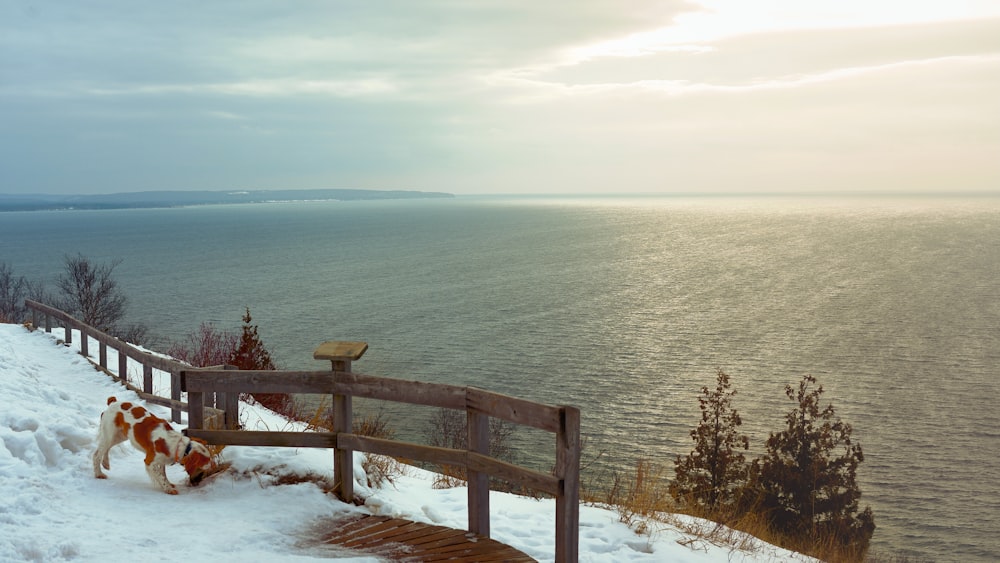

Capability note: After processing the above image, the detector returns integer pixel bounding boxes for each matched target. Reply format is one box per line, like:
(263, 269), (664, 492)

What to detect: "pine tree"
(229, 307), (275, 370)
(671, 369), (750, 508)
(757, 374), (875, 551)
(228, 308), (287, 415)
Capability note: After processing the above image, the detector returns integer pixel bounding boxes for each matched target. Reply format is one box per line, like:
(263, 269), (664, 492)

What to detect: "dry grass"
(351, 408), (406, 489)
(431, 465), (466, 490)
(602, 458), (672, 534)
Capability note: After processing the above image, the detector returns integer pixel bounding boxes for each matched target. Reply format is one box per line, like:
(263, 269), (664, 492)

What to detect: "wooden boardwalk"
(318, 514), (536, 562)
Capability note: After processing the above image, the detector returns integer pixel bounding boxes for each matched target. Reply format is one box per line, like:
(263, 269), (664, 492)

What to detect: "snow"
(0, 323), (814, 562)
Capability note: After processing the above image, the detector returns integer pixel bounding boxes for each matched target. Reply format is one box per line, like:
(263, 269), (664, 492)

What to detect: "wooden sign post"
(313, 341), (368, 502)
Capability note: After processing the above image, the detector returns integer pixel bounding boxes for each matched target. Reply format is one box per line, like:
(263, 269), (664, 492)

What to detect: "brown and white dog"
(92, 396), (215, 495)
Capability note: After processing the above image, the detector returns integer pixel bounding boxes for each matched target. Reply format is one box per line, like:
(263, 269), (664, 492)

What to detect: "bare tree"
(167, 321), (238, 367)
(56, 254), (128, 332)
(0, 262), (28, 323)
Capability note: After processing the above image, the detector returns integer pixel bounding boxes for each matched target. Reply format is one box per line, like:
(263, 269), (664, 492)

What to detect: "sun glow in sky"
(1, 1), (998, 195)
(574, 1), (1000, 58)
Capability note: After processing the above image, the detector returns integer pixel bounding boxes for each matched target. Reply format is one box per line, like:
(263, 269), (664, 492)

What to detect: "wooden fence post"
(187, 385), (204, 431)
(100, 342), (108, 369)
(467, 408), (491, 537)
(80, 330), (89, 357)
(118, 348), (128, 383)
(223, 364), (239, 429)
(313, 341), (368, 504)
(171, 371), (182, 423)
(555, 406), (581, 563)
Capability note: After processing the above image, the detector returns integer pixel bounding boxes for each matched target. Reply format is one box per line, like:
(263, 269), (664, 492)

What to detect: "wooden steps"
(319, 514), (536, 562)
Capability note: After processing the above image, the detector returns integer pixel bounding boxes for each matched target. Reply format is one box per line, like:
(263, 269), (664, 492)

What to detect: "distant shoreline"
(0, 188), (454, 212)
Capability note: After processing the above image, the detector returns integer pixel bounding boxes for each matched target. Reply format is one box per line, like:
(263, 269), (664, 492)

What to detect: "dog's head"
(181, 438), (216, 486)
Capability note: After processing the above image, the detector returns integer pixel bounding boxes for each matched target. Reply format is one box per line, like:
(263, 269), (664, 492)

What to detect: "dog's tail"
(106, 396), (117, 406)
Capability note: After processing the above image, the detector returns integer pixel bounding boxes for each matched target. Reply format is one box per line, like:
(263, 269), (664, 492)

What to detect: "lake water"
(2, 195), (998, 561)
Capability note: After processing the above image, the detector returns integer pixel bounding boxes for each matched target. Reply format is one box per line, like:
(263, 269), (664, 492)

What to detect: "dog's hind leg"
(92, 445), (108, 479)
(93, 430), (113, 479)
(93, 418), (127, 477)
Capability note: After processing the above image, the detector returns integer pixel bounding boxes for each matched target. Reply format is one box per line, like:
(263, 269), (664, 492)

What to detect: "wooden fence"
(183, 368), (581, 562)
(24, 299), (238, 427)
(23, 299), (581, 562)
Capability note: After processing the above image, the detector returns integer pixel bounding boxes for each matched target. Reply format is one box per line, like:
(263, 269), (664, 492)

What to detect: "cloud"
(0, 1), (998, 194)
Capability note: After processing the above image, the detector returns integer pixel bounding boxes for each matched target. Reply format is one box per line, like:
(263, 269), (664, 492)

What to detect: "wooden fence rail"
(24, 299), (238, 428)
(182, 368), (581, 563)
(23, 299), (581, 562)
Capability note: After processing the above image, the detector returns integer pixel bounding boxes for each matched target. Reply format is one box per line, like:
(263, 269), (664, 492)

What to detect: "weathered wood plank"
(335, 371), (467, 409)
(555, 405), (581, 563)
(338, 434), (469, 467)
(181, 370), (338, 393)
(313, 341), (368, 362)
(185, 429), (336, 448)
(170, 371), (182, 424)
(466, 452), (562, 496)
(188, 391), (204, 430)
(182, 369), (468, 409)
(118, 350), (128, 383)
(319, 515), (535, 562)
(467, 410), (490, 537)
(466, 387), (562, 433)
(341, 520), (418, 547)
(333, 390), (354, 503)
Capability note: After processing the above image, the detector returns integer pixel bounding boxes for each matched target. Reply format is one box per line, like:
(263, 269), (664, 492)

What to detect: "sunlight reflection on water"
(3, 196), (999, 561)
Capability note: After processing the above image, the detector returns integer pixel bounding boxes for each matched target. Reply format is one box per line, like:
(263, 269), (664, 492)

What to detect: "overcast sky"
(2, 1), (998, 195)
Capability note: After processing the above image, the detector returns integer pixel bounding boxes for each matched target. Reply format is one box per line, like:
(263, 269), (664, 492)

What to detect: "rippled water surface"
(2, 195), (998, 561)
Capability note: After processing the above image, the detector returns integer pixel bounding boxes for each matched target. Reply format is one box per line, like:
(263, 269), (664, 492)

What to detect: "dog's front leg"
(146, 462), (178, 495)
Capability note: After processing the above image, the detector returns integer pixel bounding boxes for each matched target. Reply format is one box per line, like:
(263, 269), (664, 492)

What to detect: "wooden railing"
(24, 299), (581, 562)
(24, 299), (238, 428)
(182, 368), (581, 563)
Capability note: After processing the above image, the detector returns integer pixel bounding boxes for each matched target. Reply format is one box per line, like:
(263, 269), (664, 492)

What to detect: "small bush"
(166, 322), (238, 367)
(353, 409), (404, 488)
(423, 407), (518, 491)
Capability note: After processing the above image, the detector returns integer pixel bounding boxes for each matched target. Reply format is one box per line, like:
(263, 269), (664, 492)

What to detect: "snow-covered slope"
(0, 323), (812, 562)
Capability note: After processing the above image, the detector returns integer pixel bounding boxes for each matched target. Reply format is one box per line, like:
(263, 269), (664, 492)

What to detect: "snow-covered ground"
(0, 323), (814, 562)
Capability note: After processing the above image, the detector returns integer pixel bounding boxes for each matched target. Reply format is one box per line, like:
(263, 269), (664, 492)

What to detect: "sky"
(0, 322), (816, 562)
(1, 0), (998, 196)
